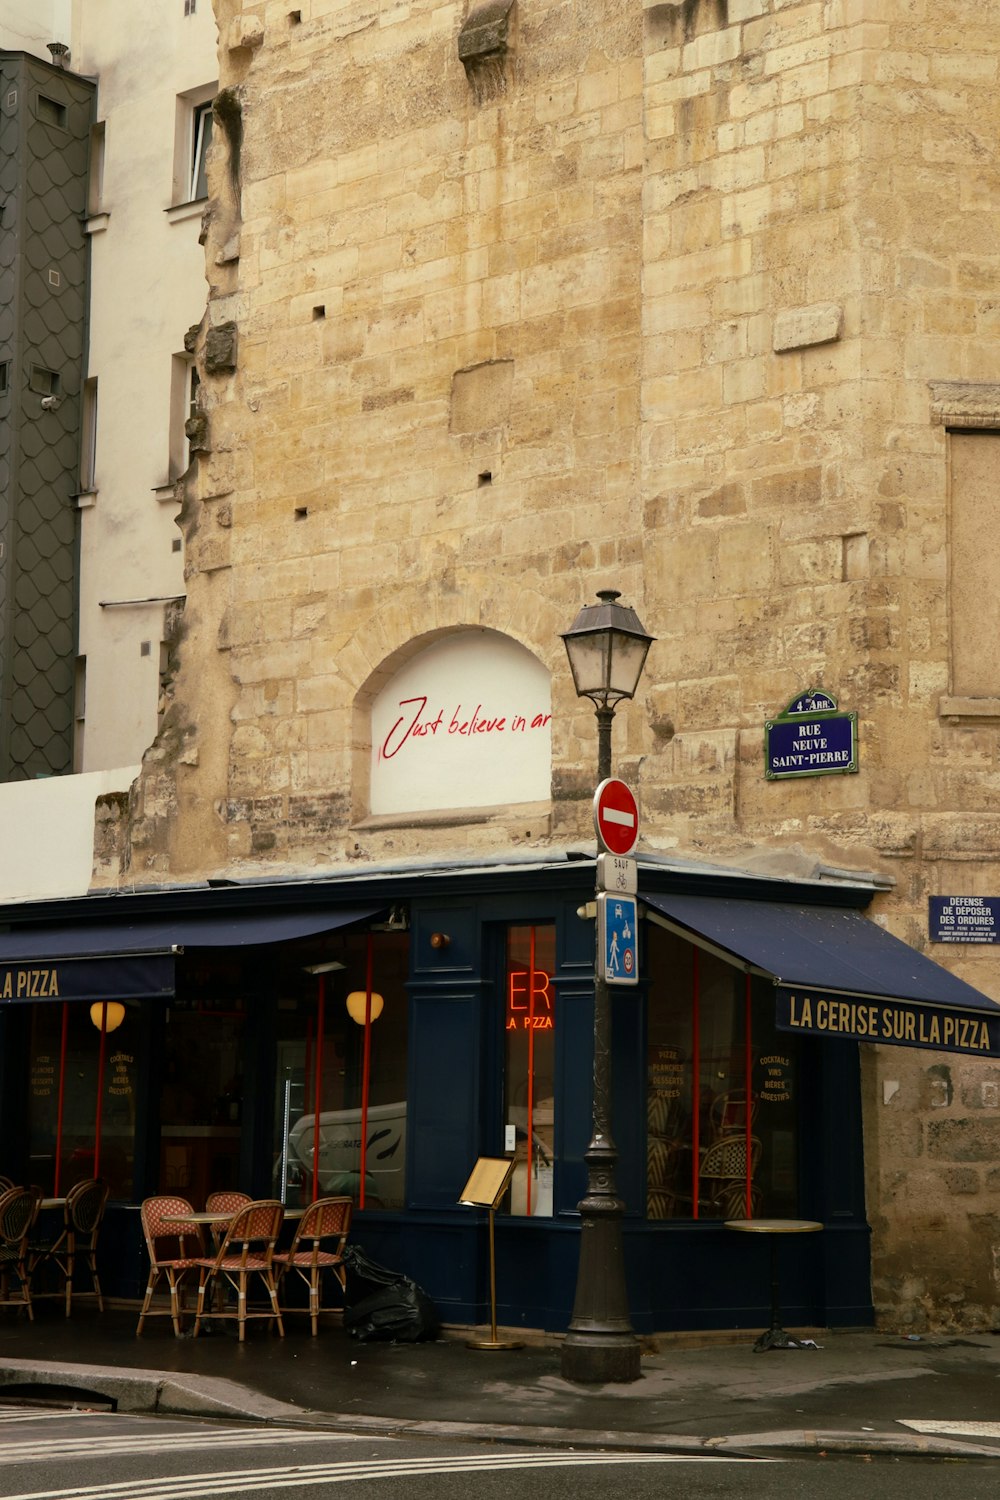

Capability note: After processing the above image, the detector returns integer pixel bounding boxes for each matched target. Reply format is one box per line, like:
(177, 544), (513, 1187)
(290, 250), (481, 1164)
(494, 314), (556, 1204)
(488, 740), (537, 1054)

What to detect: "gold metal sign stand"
(459, 1157), (523, 1351)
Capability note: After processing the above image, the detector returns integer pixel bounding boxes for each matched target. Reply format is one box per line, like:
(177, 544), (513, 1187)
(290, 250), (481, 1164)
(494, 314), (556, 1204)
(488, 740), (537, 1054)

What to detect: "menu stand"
(459, 1157), (522, 1351)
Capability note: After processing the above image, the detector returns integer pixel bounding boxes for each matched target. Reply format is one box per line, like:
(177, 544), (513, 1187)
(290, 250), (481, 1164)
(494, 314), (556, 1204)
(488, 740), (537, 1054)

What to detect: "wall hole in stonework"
(312, 305), (325, 320)
(478, 471), (492, 486)
(295, 506), (308, 519)
(288, 8), (301, 21)
(140, 641), (151, 657)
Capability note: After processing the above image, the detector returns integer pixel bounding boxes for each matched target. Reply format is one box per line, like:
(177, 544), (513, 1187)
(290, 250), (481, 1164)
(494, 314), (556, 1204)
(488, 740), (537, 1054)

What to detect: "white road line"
(0, 1412), (100, 1427)
(898, 1419), (1000, 1438)
(2, 1449), (761, 1500)
(0, 1427), (369, 1463)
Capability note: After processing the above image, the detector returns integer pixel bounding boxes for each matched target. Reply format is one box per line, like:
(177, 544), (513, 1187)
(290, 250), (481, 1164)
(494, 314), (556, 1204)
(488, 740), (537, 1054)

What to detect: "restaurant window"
(161, 958), (245, 1207)
(26, 1001), (138, 1201)
(272, 930), (409, 1211)
(645, 924), (800, 1221)
(501, 924), (555, 1218)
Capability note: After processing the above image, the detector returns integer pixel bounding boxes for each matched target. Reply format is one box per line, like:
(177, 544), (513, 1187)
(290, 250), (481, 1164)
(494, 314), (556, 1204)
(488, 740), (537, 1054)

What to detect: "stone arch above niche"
(367, 629), (552, 817)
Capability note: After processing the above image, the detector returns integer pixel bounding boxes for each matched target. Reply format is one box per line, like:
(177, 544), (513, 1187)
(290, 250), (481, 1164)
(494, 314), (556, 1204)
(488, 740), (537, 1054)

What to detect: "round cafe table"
(725, 1218), (823, 1352)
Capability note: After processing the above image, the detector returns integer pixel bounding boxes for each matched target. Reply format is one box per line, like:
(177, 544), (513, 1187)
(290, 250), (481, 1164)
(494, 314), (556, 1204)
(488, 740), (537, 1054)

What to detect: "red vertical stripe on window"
(54, 1002), (68, 1197)
(745, 974), (753, 1218)
(691, 948), (700, 1220)
(312, 978), (325, 1203)
(358, 934), (375, 1211)
(526, 926), (536, 1218)
(93, 1004), (108, 1180)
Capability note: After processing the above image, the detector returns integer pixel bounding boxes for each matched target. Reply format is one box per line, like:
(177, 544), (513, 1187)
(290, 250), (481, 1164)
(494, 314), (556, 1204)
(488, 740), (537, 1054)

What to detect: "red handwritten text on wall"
(380, 695), (552, 761)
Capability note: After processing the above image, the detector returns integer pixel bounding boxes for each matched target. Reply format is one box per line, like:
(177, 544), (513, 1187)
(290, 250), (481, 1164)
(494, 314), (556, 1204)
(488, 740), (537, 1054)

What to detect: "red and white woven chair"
(273, 1197), (352, 1336)
(204, 1190), (252, 1250)
(191, 1199), (285, 1342)
(136, 1196), (204, 1337)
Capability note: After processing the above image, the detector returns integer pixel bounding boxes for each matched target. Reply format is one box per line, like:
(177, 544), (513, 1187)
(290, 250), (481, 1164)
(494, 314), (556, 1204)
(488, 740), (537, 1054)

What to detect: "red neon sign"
(506, 966), (553, 1030)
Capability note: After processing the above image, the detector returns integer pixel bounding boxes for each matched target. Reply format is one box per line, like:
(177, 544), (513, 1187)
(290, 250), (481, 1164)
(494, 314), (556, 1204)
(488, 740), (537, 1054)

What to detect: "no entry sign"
(593, 778), (639, 856)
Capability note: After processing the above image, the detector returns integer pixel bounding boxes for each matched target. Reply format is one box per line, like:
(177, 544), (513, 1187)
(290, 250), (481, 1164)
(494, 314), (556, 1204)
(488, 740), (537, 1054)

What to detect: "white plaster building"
(0, 0), (218, 897)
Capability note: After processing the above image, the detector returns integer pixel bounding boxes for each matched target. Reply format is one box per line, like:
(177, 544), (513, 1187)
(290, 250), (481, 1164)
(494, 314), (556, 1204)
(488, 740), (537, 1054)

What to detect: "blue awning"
(641, 892), (1000, 1057)
(0, 905), (382, 1005)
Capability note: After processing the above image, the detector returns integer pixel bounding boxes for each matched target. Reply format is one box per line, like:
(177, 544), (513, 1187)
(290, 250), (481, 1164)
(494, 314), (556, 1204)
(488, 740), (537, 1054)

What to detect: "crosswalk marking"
(1, 1448), (763, 1500)
(898, 1419), (1000, 1438)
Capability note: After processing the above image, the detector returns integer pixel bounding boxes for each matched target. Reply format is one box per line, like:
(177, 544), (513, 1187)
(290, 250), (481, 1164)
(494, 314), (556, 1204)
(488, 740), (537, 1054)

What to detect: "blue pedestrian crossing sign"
(597, 893), (638, 987)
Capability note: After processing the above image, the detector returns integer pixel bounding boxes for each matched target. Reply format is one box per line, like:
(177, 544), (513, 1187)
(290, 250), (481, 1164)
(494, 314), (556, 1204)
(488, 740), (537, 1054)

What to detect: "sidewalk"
(1, 1306), (999, 1461)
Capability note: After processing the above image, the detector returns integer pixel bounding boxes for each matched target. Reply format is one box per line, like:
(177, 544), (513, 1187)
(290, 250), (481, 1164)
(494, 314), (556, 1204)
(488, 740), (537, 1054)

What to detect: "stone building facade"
(95, 0), (1000, 1330)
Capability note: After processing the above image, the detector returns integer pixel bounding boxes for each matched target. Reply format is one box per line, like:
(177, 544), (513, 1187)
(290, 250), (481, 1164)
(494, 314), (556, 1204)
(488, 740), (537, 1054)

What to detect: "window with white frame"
(189, 100), (213, 201)
(87, 122), (106, 217)
(80, 377), (98, 491)
(172, 86), (217, 207)
(168, 354), (200, 479)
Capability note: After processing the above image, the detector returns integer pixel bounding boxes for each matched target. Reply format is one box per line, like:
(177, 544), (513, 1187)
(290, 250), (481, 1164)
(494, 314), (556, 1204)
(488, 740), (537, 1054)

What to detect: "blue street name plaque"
(765, 689), (858, 780)
(930, 896), (1000, 944)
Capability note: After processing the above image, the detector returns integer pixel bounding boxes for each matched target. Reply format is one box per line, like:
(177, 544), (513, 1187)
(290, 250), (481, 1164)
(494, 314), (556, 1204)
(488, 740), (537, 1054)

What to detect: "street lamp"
(561, 589), (654, 782)
(560, 588), (654, 1384)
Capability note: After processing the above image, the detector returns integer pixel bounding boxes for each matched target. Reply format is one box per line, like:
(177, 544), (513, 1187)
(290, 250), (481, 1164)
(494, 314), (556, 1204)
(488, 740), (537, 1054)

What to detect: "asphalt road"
(0, 1409), (997, 1500)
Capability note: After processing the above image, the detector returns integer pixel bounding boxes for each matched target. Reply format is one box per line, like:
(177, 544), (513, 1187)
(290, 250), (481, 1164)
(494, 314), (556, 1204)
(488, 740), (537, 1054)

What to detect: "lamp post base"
(561, 1327), (641, 1384)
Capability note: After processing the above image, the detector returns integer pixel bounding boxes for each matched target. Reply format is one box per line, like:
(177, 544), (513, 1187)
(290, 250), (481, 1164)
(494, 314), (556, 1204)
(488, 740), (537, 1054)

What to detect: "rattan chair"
(697, 1134), (763, 1219)
(0, 1186), (43, 1319)
(204, 1190), (252, 1250)
(30, 1178), (109, 1315)
(191, 1199), (285, 1342)
(273, 1197), (352, 1336)
(136, 1196), (205, 1337)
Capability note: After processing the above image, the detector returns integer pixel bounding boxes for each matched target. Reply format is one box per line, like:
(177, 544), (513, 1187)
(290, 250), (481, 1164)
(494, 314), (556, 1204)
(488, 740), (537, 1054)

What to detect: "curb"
(2, 1360), (999, 1462)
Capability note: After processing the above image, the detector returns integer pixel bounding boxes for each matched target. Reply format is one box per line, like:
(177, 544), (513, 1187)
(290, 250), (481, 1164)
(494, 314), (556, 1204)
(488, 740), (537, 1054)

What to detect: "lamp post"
(560, 588), (654, 1384)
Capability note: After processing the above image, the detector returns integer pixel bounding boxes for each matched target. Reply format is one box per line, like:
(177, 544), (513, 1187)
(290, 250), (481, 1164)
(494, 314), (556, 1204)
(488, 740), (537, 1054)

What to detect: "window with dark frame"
(645, 922), (800, 1222)
(37, 94), (67, 129)
(500, 924), (556, 1218)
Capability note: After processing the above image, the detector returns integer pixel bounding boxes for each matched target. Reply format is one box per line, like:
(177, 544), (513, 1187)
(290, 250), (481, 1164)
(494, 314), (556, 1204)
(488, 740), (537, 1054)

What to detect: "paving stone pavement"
(1, 1308), (998, 1460)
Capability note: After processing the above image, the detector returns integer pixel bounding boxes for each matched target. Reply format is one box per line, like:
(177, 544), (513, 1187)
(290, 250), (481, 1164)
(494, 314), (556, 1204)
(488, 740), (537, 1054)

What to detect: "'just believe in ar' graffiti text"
(380, 695), (552, 760)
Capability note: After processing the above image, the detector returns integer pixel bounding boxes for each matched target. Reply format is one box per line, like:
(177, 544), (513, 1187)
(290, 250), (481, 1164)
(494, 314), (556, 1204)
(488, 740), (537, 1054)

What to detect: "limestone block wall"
(109, 0), (1000, 1329)
(637, 0), (1000, 1330)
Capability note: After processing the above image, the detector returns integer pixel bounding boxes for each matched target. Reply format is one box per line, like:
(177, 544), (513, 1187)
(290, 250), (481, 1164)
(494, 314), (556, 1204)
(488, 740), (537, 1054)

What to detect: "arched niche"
(367, 629), (552, 817)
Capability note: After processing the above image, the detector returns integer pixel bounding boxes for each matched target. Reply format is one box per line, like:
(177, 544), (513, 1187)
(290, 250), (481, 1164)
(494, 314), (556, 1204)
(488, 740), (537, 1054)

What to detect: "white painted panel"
(370, 632), (551, 815)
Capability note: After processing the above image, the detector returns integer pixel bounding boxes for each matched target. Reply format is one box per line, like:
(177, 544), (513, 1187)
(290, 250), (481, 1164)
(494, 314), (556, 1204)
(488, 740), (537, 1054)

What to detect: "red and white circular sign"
(593, 778), (639, 856)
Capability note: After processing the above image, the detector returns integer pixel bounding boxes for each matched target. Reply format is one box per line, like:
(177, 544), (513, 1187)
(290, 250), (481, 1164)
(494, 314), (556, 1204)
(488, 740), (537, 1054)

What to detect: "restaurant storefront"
(0, 855), (996, 1333)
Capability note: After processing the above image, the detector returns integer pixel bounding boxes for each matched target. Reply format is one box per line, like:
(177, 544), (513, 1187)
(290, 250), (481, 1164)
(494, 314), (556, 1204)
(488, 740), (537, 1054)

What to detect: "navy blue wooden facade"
(0, 861), (874, 1334)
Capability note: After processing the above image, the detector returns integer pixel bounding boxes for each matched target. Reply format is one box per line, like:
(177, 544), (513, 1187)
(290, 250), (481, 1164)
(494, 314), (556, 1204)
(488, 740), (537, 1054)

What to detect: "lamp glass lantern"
(560, 589), (654, 710)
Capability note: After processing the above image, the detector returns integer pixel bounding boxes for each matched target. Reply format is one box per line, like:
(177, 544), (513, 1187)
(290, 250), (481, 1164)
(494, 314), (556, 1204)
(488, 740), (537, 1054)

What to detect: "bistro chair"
(0, 1185), (43, 1320)
(136, 1196), (205, 1338)
(273, 1196), (352, 1336)
(697, 1134), (763, 1220)
(191, 1199), (285, 1342)
(204, 1190), (252, 1250)
(30, 1178), (109, 1316)
(0, 1177), (13, 1193)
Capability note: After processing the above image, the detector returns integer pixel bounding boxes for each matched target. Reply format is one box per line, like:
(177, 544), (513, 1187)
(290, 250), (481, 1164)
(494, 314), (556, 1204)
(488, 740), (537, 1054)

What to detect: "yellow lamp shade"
(346, 991), (384, 1025)
(90, 1001), (126, 1033)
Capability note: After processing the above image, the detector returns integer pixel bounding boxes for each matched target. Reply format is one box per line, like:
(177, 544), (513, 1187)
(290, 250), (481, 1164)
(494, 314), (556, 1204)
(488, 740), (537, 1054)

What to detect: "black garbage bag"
(341, 1245), (440, 1343)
